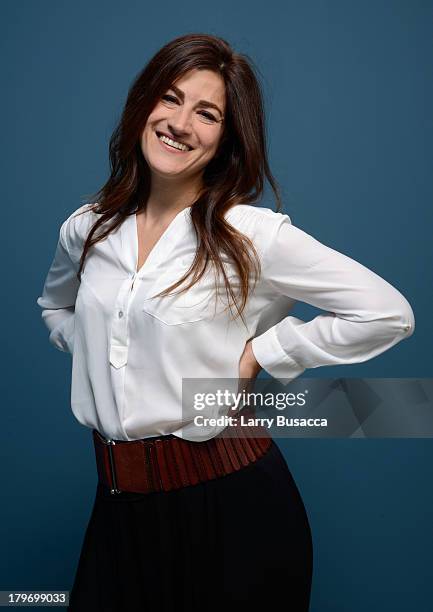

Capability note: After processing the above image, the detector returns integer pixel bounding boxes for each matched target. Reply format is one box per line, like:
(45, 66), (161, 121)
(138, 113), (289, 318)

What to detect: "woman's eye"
(161, 95), (217, 123)
(198, 110), (217, 122)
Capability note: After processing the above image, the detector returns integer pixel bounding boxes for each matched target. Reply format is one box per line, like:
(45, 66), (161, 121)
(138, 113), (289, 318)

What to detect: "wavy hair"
(76, 33), (282, 325)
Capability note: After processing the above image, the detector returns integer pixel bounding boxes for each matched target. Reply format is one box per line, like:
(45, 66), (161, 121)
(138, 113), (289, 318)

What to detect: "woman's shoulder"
(225, 203), (292, 246)
(60, 202), (98, 256)
(226, 203), (292, 223)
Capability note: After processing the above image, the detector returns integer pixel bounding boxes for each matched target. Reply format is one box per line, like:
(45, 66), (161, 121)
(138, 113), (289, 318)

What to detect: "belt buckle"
(99, 434), (122, 495)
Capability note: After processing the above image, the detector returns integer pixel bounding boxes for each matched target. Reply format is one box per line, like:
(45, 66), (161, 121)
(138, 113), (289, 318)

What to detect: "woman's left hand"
(238, 339), (262, 384)
(221, 340), (262, 415)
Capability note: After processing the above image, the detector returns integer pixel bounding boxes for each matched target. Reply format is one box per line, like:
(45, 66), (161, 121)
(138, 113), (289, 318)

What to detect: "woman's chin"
(149, 163), (191, 180)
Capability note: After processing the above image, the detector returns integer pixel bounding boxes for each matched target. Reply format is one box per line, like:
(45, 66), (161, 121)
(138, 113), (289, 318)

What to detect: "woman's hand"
(238, 339), (262, 379)
(238, 339), (262, 390)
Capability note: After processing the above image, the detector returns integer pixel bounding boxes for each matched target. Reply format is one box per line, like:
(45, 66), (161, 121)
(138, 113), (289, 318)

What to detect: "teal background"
(2, 0), (432, 609)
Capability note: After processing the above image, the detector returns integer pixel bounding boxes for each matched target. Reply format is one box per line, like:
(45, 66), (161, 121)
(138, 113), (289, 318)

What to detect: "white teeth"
(158, 133), (191, 151)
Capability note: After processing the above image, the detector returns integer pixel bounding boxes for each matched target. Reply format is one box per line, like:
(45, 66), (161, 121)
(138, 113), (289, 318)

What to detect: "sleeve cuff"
(48, 313), (75, 354)
(251, 325), (305, 386)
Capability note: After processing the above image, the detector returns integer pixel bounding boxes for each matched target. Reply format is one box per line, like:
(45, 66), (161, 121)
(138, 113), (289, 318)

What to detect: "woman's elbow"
(378, 291), (415, 340)
(398, 298), (415, 338)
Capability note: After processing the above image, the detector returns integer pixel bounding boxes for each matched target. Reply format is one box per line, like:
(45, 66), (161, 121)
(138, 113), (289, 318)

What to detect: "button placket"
(109, 277), (135, 369)
(109, 208), (193, 369)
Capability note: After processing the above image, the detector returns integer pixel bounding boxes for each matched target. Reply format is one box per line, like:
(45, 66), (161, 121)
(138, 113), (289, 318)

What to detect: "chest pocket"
(142, 258), (238, 326)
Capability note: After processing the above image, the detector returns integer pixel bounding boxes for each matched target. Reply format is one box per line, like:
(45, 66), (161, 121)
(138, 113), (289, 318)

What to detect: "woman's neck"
(143, 173), (203, 221)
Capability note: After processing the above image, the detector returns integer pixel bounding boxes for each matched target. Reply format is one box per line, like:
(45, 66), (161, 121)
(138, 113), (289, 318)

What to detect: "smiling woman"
(36, 31), (414, 612)
(141, 69), (226, 193)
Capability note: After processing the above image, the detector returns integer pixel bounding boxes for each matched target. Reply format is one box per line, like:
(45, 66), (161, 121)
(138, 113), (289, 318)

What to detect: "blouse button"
(118, 310), (124, 318)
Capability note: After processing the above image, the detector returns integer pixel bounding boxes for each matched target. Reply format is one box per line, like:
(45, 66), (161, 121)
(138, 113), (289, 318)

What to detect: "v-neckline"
(133, 206), (192, 275)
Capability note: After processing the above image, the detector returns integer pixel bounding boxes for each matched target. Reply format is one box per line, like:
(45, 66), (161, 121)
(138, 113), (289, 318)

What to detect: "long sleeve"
(251, 214), (415, 385)
(36, 219), (80, 354)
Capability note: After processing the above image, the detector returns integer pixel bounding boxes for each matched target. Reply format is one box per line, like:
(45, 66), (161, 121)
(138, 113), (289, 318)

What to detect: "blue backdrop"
(2, 0), (432, 610)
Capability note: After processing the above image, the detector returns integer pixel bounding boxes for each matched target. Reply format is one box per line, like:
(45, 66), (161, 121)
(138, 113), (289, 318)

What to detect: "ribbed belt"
(93, 418), (272, 495)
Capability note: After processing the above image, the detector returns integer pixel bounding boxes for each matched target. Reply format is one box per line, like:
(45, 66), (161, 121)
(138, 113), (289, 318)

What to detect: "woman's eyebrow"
(169, 84), (223, 117)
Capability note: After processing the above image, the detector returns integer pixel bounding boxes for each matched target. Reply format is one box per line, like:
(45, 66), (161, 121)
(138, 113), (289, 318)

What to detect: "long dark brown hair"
(76, 33), (282, 325)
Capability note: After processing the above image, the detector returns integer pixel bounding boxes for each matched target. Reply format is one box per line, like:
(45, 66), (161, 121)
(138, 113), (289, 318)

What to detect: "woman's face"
(141, 68), (226, 182)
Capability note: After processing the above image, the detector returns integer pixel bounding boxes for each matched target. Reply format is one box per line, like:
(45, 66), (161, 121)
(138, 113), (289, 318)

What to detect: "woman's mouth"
(155, 131), (193, 153)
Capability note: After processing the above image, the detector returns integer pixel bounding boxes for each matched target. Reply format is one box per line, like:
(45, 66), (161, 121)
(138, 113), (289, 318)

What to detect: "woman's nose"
(167, 106), (192, 133)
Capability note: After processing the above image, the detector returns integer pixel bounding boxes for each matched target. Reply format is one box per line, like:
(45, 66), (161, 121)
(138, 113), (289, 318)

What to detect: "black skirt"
(68, 438), (313, 611)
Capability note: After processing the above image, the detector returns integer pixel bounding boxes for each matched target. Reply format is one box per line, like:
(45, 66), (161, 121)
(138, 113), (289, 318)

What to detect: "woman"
(37, 33), (415, 611)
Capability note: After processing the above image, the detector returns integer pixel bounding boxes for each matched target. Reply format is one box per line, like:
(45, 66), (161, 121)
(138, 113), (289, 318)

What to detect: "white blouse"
(36, 203), (415, 441)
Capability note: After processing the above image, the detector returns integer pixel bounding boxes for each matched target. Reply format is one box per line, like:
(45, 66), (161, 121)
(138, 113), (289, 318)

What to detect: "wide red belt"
(93, 418), (272, 495)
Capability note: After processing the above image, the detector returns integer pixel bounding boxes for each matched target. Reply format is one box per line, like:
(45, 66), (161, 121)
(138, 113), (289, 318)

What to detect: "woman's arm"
(251, 214), (415, 385)
(36, 219), (80, 354)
